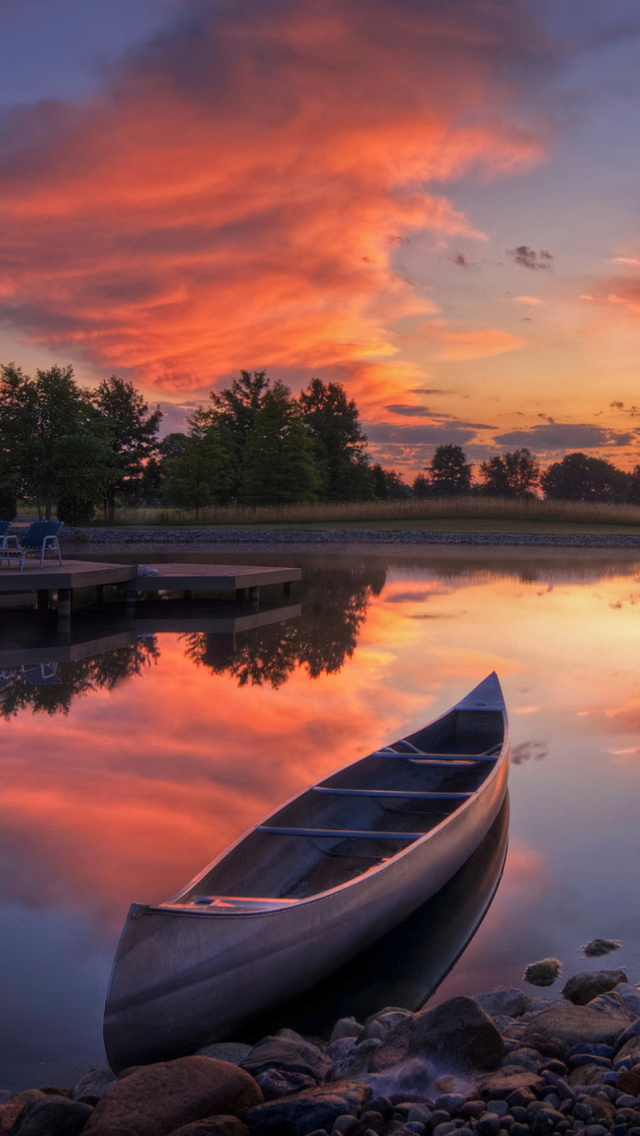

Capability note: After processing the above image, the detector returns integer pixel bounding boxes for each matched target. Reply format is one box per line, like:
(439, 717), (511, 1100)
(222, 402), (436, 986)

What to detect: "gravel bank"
(3, 977), (640, 1136)
(62, 528), (640, 548)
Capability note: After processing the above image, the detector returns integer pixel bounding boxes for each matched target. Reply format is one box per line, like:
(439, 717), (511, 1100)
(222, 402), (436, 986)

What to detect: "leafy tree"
(299, 378), (374, 501)
(91, 377), (162, 520)
(163, 432), (233, 517)
(413, 472), (431, 499)
(480, 448), (540, 497)
(201, 370), (272, 498)
(242, 382), (319, 506)
(380, 468), (411, 499)
(426, 444), (473, 496)
(627, 465), (640, 506)
(158, 432), (189, 460)
(0, 363), (113, 519)
(372, 464), (387, 500)
(541, 452), (630, 503)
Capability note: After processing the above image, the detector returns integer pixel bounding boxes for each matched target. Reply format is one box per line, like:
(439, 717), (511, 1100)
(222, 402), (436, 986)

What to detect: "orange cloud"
(0, 0), (548, 405)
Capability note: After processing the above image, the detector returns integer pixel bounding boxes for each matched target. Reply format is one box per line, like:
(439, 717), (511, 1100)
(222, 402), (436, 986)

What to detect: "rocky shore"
(2, 971), (640, 1136)
(61, 528), (640, 548)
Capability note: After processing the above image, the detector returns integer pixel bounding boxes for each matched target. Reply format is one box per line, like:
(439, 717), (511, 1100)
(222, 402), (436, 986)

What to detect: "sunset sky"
(1, 0), (640, 475)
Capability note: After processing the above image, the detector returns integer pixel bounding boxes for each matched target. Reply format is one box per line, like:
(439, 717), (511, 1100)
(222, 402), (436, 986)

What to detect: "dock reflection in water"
(229, 797), (509, 1042)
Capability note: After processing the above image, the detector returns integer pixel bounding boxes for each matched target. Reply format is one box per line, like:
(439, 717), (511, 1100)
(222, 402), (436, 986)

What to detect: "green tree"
(298, 378), (374, 501)
(380, 468), (411, 499)
(412, 472), (430, 499)
(201, 370), (271, 498)
(426, 444), (473, 496)
(0, 363), (113, 520)
(480, 448), (540, 497)
(242, 382), (319, 506)
(541, 452), (629, 503)
(372, 464), (388, 500)
(92, 377), (162, 520)
(163, 432), (233, 518)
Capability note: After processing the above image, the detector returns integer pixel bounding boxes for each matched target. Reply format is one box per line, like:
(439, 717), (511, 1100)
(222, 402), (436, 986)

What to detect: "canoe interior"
(170, 707), (504, 906)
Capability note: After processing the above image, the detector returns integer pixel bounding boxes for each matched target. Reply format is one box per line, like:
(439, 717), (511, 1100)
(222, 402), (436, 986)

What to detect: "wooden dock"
(0, 560), (301, 627)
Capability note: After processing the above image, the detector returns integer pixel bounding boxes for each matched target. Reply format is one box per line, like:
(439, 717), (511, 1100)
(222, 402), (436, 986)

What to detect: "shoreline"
(62, 527), (640, 549)
(3, 977), (640, 1135)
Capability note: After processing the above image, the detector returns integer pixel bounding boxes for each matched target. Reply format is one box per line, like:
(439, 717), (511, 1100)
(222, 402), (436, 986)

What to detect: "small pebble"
(486, 1102), (509, 1117)
(477, 1114), (501, 1136)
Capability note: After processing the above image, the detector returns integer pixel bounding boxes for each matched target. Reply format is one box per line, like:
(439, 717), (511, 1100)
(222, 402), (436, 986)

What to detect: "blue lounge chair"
(0, 520), (64, 569)
(0, 520), (13, 547)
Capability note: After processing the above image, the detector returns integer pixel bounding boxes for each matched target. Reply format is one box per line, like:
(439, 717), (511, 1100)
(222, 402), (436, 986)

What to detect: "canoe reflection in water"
(104, 674), (509, 1070)
(233, 795), (509, 1042)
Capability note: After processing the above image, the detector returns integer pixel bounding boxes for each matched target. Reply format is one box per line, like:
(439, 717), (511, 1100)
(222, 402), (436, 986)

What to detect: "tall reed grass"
(110, 496), (640, 528)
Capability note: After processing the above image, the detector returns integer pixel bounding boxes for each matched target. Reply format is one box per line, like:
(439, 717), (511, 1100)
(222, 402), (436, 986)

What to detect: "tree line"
(2, 361), (640, 521)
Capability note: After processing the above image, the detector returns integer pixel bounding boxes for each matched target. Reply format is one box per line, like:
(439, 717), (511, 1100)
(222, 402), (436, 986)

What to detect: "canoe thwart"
(257, 826), (424, 841)
(312, 788), (473, 800)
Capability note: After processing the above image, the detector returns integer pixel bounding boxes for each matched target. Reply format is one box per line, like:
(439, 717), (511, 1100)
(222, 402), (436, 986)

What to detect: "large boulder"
(241, 1038), (330, 1084)
(562, 970), (628, 1006)
(370, 997), (503, 1073)
(82, 1056), (263, 1136)
(478, 1068), (544, 1100)
(170, 1119), (248, 1136)
(243, 1079), (371, 1136)
(474, 990), (528, 1019)
(521, 999), (631, 1049)
(8, 1096), (93, 1136)
(72, 1068), (116, 1101)
(197, 1045), (252, 1066)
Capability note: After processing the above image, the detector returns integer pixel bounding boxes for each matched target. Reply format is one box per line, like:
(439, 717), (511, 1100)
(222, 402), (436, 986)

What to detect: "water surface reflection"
(1, 548), (640, 1089)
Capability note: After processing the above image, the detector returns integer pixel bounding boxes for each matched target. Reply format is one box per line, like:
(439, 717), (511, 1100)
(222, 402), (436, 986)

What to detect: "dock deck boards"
(0, 560), (300, 594)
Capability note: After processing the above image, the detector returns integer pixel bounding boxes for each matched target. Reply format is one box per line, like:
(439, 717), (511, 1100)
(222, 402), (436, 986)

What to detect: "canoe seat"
(312, 788), (472, 800)
(257, 826), (424, 841)
(184, 896), (299, 910)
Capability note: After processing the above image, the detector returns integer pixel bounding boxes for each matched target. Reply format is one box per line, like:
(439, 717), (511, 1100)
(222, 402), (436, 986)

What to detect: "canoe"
(103, 672), (509, 1070)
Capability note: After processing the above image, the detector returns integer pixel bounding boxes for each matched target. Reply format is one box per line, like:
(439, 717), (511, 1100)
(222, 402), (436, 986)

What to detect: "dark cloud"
(610, 400), (640, 417)
(385, 404), (450, 418)
(493, 423), (633, 449)
(449, 252), (476, 269)
(511, 741), (547, 766)
(366, 420), (489, 445)
(410, 388), (456, 395)
(506, 246), (553, 270)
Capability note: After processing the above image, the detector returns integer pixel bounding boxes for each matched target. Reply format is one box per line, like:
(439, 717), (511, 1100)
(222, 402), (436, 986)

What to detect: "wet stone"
(523, 960), (561, 988)
(477, 1112), (501, 1136)
(9, 1096), (94, 1136)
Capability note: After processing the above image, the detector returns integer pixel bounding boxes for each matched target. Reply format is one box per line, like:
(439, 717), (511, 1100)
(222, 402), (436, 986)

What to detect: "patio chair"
(0, 520), (13, 549)
(0, 520), (64, 570)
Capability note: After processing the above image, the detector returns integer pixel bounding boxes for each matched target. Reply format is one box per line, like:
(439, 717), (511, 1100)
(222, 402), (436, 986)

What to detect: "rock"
(7, 1094), (45, 1108)
(255, 1070), (317, 1100)
(326, 1039), (357, 1064)
(170, 1119), (248, 1136)
(523, 960), (561, 988)
(587, 991), (635, 1019)
(82, 1056), (263, 1136)
(567, 1063), (607, 1087)
(330, 1019), (364, 1044)
(9, 1096), (93, 1136)
(197, 1045), (253, 1066)
(522, 997), (557, 1014)
(581, 940), (621, 958)
(0, 1097), (9, 1108)
(72, 1068), (116, 1101)
(333, 1117), (357, 1135)
(522, 1000), (632, 1049)
(616, 1036), (640, 1064)
(474, 991), (528, 1019)
(241, 1037), (330, 1083)
(500, 1048), (544, 1072)
(613, 1017), (640, 1051)
(617, 1069), (640, 1096)
(361, 1022), (386, 1042)
(615, 985), (640, 1020)
(0, 1104), (31, 1136)
(478, 1069), (545, 1101)
(243, 1080), (371, 1136)
(366, 1057), (434, 1099)
(563, 971), (628, 1006)
(275, 1030), (307, 1044)
(327, 1039), (382, 1082)
(370, 997), (504, 1073)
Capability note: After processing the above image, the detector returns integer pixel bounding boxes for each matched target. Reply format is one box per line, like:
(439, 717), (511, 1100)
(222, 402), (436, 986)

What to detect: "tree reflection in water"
(0, 638), (160, 719)
(183, 559), (386, 687)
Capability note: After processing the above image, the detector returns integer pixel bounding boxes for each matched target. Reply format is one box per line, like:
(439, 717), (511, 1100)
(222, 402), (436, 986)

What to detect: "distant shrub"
(56, 494), (95, 526)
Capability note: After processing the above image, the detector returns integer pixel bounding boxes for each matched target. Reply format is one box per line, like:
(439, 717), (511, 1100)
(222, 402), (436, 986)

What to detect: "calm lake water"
(2, 545), (640, 1090)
